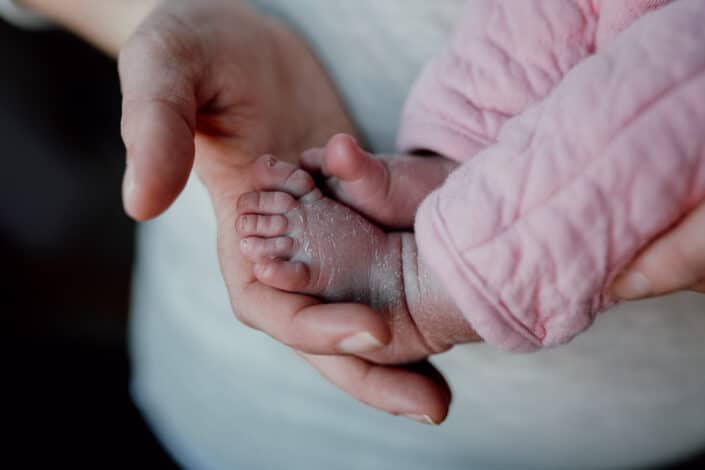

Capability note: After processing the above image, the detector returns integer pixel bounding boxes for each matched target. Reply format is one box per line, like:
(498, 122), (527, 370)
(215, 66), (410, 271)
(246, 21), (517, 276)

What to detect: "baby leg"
(301, 134), (456, 228)
(236, 155), (477, 362)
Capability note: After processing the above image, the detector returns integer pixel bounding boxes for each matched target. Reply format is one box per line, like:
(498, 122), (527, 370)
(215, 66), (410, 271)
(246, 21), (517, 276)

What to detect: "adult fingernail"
(614, 271), (652, 300)
(337, 332), (384, 354)
(403, 414), (438, 426)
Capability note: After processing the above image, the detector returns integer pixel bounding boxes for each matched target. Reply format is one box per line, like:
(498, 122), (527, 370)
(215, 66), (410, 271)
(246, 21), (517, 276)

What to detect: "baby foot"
(301, 134), (457, 229)
(236, 155), (477, 362)
(236, 154), (397, 305)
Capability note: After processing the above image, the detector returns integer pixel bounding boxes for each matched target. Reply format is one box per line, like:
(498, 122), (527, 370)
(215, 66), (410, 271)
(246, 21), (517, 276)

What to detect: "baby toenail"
(300, 188), (323, 203)
(265, 155), (278, 168)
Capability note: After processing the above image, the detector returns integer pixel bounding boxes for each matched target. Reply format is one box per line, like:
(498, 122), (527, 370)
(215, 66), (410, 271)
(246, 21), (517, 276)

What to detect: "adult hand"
(119, 0), (347, 220)
(119, 0), (452, 423)
(612, 201), (705, 299)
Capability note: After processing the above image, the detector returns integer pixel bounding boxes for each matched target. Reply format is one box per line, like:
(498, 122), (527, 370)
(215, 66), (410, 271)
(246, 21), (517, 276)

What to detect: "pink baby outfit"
(400, 0), (705, 352)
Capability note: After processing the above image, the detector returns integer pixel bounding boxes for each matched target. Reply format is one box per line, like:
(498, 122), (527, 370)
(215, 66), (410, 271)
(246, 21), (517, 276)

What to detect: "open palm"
(119, 0), (452, 424)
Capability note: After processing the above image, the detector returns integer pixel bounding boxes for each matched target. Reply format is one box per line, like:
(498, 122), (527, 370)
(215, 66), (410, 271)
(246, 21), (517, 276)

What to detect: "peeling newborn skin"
(300, 133), (457, 229)
(236, 155), (477, 363)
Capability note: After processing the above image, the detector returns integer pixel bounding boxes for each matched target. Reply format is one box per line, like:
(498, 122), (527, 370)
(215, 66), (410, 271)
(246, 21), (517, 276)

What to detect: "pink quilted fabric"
(400, 0), (705, 351)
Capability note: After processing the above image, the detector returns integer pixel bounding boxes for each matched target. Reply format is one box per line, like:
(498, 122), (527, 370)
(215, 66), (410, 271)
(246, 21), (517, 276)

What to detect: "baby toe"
(253, 154), (298, 184)
(240, 236), (294, 263)
(301, 148), (326, 172)
(237, 214), (289, 238)
(282, 168), (316, 198)
(254, 261), (311, 292)
(237, 191), (298, 215)
(252, 155), (315, 197)
(323, 133), (376, 182)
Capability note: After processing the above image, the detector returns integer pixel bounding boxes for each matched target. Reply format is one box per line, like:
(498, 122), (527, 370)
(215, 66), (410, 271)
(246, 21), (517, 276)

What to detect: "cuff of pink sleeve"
(415, 191), (542, 353)
(0, 0), (50, 29)
(397, 118), (486, 163)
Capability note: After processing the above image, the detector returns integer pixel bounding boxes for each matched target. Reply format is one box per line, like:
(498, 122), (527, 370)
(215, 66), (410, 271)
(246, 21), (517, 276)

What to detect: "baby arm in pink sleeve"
(305, 0), (675, 234)
(398, 0), (599, 162)
(415, 0), (705, 351)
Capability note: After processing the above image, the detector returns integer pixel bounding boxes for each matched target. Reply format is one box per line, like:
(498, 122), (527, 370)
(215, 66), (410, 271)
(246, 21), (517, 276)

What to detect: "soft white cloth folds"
(0, 0), (49, 29)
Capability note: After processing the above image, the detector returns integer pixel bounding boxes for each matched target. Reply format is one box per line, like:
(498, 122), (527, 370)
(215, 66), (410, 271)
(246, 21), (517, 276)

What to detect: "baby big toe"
(323, 133), (374, 182)
(237, 214), (288, 238)
(240, 236), (294, 263)
(254, 261), (311, 292)
(253, 154), (316, 197)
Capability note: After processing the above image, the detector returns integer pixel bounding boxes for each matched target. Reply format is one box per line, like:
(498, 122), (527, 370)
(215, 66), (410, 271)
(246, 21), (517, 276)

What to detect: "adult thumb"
(612, 201), (705, 300)
(118, 32), (198, 220)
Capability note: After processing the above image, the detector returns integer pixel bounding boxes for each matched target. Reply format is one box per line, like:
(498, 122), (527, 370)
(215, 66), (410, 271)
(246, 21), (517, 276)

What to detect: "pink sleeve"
(398, 0), (598, 162)
(415, 0), (705, 351)
(398, 0), (674, 164)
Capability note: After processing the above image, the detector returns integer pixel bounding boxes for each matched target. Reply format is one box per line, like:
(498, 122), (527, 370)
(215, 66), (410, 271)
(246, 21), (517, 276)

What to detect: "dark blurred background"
(1, 21), (177, 468)
(1, 17), (704, 470)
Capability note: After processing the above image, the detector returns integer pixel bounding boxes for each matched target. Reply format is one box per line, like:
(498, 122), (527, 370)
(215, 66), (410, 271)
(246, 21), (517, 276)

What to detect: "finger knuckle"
(132, 21), (199, 65)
